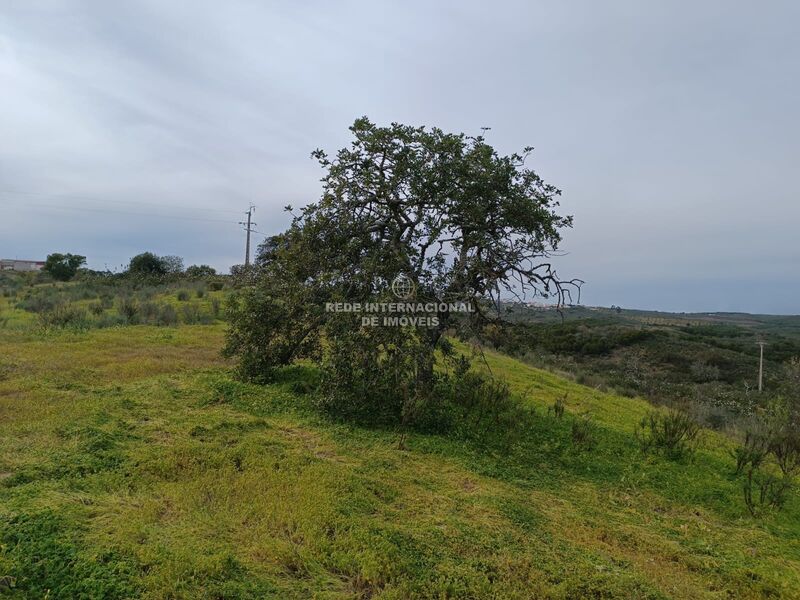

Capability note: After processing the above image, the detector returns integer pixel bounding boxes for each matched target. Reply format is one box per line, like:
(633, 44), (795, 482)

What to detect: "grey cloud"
(0, 0), (797, 312)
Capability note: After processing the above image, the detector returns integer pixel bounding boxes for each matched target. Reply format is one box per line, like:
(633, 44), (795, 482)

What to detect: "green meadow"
(1, 291), (799, 598)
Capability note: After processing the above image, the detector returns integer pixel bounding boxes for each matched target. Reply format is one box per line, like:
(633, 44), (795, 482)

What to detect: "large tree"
(225, 118), (579, 421)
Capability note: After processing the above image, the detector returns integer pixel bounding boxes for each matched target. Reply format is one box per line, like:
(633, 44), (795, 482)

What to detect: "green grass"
(1, 318), (800, 598)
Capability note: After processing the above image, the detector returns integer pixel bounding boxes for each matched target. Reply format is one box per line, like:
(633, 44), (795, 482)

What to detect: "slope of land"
(488, 303), (800, 421)
(2, 311), (799, 598)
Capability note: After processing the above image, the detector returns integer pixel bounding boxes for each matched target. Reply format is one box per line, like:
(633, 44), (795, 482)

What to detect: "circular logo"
(391, 273), (415, 299)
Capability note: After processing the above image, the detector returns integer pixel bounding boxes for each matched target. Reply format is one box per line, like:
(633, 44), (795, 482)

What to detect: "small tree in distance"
(186, 264), (216, 277)
(127, 252), (167, 276)
(43, 253), (86, 281)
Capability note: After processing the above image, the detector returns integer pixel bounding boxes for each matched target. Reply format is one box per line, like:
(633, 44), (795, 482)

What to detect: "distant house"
(0, 259), (45, 272)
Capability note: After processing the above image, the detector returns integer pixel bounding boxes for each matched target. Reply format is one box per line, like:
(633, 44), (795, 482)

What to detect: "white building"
(0, 259), (45, 272)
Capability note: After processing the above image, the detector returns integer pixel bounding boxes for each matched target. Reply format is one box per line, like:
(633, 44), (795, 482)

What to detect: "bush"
(180, 303), (210, 325)
(16, 292), (58, 313)
(157, 304), (178, 326)
(210, 297), (221, 318)
(733, 430), (769, 475)
(118, 297), (139, 324)
(139, 301), (160, 322)
(87, 301), (105, 316)
(743, 467), (791, 516)
(38, 304), (89, 330)
(195, 286), (206, 299)
(417, 354), (528, 446)
(635, 407), (700, 459)
(176, 290), (190, 302)
(768, 428), (800, 479)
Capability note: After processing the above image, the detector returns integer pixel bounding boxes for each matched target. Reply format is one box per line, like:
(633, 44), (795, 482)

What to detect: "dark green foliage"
(636, 408), (700, 459)
(176, 289), (190, 301)
(185, 264), (216, 277)
(43, 252), (86, 281)
(225, 118), (577, 426)
(127, 251), (167, 275)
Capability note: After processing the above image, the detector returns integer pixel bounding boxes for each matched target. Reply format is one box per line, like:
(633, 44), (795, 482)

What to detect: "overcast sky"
(1, 1), (798, 314)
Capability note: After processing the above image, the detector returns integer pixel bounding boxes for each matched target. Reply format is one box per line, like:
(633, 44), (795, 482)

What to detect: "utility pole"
(239, 205), (256, 267)
(757, 341), (766, 392)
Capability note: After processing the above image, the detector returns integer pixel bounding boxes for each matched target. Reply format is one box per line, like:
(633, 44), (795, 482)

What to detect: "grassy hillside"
(486, 303), (800, 425)
(2, 297), (800, 597)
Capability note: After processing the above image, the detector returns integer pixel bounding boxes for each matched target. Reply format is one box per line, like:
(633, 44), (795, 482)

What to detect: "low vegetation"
(2, 269), (800, 598)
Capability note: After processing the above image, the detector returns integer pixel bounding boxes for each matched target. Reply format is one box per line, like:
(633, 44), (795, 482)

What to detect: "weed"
(38, 303), (89, 330)
(118, 297), (139, 324)
(549, 393), (566, 418)
(157, 303), (179, 326)
(571, 414), (597, 450)
(635, 407), (700, 459)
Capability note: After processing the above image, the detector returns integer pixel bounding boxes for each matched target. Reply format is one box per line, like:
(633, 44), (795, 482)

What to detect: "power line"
(0, 188), (243, 215)
(2, 201), (241, 224)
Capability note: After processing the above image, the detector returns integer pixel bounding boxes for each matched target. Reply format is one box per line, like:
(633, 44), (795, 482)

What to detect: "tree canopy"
(127, 252), (183, 276)
(43, 253), (86, 281)
(225, 118), (579, 423)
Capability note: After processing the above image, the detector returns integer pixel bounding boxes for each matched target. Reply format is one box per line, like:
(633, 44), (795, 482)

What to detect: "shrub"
(690, 360), (721, 383)
(733, 430), (770, 475)
(743, 467), (791, 516)
(176, 290), (190, 302)
(195, 286), (206, 299)
(38, 304), (89, 330)
(139, 301), (160, 322)
(636, 407), (700, 459)
(157, 304), (178, 326)
(16, 292), (58, 313)
(87, 301), (105, 316)
(210, 297), (221, 318)
(180, 303), (210, 324)
(118, 297), (139, 324)
(768, 428), (800, 479)
(417, 354), (528, 447)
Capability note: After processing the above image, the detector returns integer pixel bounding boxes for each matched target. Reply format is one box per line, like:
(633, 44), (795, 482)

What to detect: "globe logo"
(391, 273), (415, 299)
